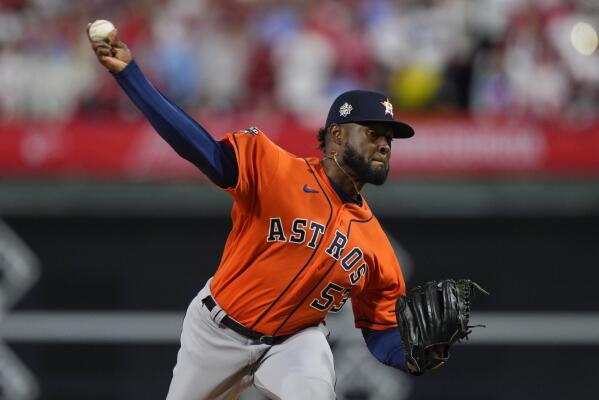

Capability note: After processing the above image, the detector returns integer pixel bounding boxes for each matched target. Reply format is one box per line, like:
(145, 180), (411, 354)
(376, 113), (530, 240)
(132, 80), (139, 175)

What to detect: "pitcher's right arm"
(86, 22), (238, 188)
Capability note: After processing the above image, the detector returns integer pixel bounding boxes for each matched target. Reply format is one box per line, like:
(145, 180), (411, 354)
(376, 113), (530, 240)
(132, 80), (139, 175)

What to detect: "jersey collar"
(327, 175), (363, 206)
(310, 158), (370, 213)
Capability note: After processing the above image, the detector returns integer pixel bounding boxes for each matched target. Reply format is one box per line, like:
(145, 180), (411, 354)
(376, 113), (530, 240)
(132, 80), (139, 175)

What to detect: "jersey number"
(310, 282), (351, 313)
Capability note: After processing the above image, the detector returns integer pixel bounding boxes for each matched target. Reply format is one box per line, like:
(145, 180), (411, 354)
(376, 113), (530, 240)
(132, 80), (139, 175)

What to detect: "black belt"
(201, 295), (290, 345)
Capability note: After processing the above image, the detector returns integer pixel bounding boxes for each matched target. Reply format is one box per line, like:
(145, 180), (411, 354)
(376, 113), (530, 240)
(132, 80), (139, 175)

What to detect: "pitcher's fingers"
(91, 41), (111, 51)
(113, 39), (128, 50)
(107, 29), (119, 46)
(100, 55), (118, 69)
(95, 46), (111, 58)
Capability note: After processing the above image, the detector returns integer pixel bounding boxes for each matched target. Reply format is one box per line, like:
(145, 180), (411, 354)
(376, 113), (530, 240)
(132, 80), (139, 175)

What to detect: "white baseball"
(89, 19), (116, 41)
(570, 21), (598, 55)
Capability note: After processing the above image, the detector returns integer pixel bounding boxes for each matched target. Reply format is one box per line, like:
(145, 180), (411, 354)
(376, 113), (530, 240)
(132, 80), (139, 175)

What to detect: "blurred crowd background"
(1, 0), (598, 126)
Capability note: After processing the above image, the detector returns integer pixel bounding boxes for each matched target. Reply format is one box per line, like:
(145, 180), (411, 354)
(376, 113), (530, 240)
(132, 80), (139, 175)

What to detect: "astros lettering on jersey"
(210, 128), (406, 337)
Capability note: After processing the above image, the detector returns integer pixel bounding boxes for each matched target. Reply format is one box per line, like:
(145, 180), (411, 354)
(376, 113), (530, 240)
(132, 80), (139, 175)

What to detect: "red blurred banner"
(1, 115), (598, 179)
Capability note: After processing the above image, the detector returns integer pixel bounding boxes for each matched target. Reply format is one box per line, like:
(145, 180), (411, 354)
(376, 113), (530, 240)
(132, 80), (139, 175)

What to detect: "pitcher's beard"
(342, 145), (389, 186)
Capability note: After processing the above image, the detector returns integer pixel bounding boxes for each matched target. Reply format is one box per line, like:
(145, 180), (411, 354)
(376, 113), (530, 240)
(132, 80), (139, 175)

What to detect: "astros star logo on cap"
(381, 99), (394, 117)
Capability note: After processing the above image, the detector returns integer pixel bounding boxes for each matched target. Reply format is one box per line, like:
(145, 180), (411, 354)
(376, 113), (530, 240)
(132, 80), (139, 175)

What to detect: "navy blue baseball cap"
(325, 90), (414, 138)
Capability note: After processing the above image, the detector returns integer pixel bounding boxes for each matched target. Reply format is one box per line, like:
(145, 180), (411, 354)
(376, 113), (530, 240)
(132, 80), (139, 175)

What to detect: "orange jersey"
(210, 128), (406, 336)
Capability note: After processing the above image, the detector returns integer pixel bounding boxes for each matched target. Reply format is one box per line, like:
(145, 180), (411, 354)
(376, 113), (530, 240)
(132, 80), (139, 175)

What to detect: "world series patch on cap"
(325, 90), (415, 138)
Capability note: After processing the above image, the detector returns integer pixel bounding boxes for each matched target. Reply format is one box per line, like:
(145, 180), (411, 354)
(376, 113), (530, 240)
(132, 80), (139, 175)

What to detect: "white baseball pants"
(165, 279), (336, 400)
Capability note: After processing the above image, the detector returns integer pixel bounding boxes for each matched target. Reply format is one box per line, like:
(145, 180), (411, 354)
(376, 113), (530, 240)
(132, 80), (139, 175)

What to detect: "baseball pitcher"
(88, 23), (487, 400)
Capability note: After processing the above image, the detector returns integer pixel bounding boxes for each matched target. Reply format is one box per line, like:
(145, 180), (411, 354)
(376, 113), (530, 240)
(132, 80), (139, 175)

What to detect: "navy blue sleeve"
(113, 60), (238, 188)
(362, 328), (409, 372)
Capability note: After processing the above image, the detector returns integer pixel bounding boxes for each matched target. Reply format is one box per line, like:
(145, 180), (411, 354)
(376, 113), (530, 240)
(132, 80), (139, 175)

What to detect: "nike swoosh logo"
(303, 184), (319, 194)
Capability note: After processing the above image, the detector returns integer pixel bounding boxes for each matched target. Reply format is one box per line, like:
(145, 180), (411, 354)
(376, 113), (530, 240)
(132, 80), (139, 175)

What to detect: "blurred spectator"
(0, 0), (597, 124)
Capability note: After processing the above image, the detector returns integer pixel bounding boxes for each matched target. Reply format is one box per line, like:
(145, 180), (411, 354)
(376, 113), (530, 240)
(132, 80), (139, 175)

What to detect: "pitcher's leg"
(253, 326), (336, 400)
(166, 288), (254, 400)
